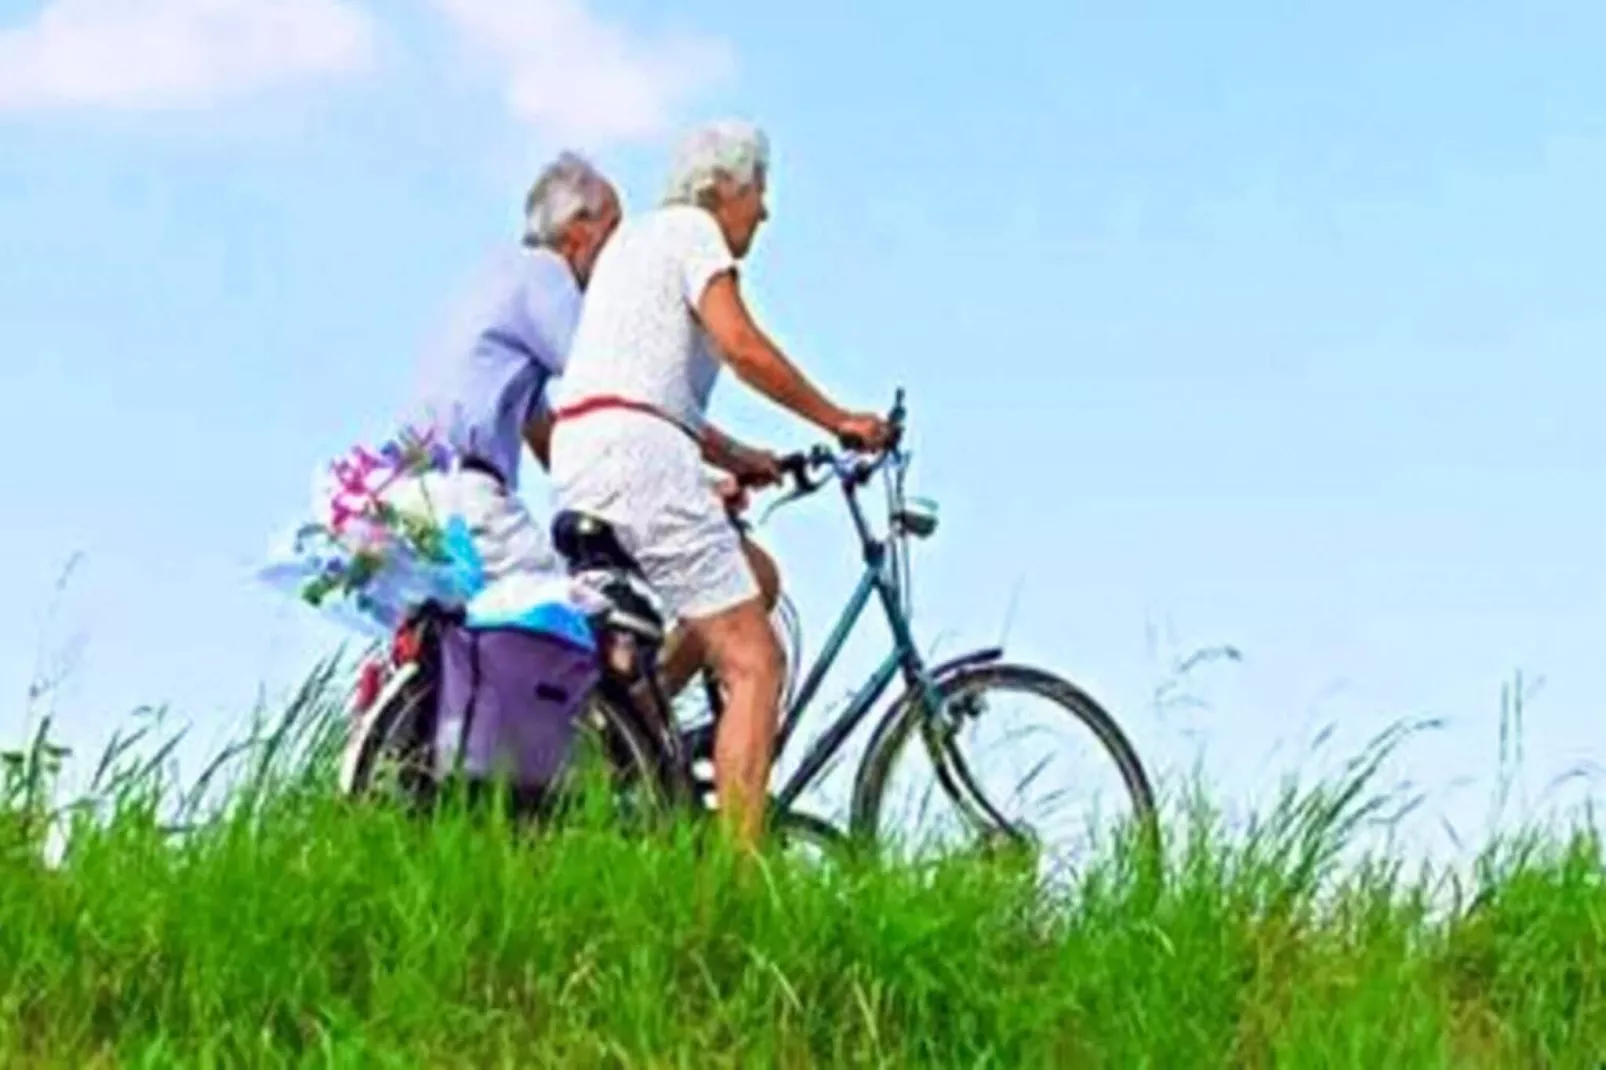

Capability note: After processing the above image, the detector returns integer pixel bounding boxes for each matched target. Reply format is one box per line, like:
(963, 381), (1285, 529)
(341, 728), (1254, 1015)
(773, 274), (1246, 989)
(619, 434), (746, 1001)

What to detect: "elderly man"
(401, 151), (622, 584)
(547, 120), (892, 845)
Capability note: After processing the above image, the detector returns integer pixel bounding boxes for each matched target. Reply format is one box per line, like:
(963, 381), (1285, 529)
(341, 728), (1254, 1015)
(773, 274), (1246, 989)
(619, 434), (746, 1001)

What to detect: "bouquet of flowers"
(257, 424), (484, 637)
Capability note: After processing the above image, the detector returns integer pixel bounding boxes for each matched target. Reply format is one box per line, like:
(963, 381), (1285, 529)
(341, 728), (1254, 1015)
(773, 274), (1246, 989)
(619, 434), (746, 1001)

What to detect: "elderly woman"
(546, 120), (891, 846)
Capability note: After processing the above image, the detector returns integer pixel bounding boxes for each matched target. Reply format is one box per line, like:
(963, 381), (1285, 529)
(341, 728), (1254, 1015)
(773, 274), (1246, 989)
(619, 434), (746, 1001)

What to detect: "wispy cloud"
(0, 0), (732, 145)
(0, 0), (378, 112)
(429, 0), (734, 147)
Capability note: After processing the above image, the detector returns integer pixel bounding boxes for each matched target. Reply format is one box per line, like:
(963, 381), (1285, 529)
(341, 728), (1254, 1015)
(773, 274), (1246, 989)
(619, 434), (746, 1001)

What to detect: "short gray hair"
(523, 152), (613, 246)
(663, 119), (770, 207)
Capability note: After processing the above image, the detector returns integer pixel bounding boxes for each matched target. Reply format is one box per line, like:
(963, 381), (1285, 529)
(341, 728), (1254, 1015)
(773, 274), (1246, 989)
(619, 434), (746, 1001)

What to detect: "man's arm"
(523, 408), (554, 471)
(699, 421), (752, 471)
(695, 271), (848, 436)
(699, 419), (784, 488)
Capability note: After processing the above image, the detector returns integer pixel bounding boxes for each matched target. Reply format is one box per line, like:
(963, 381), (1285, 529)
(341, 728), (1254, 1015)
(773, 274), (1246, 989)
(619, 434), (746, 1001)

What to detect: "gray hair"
(663, 119), (770, 207)
(523, 152), (612, 246)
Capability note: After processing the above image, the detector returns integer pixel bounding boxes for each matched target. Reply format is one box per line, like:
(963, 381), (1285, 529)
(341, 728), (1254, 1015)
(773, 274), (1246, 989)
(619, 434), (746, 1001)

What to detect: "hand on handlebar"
(719, 450), (800, 520)
(835, 411), (896, 453)
(731, 390), (909, 525)
(726, 444), (785, 491)
(714, 473), (752, 515)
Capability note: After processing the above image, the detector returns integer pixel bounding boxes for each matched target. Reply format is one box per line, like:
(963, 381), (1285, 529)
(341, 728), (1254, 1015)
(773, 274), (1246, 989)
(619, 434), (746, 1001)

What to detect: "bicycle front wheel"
(850, 662), (1158, 884)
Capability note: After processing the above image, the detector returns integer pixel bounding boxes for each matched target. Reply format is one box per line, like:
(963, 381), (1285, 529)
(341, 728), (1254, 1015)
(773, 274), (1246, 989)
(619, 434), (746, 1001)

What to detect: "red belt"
(549, 395), (699, 444)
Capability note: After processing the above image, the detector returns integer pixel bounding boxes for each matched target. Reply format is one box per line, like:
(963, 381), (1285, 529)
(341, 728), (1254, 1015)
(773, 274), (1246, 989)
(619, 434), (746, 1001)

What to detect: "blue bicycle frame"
(758, 445), (958, 814)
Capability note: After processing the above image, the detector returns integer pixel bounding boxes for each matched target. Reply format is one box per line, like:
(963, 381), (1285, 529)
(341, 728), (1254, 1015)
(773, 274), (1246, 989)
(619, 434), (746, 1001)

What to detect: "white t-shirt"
(550, 204), (735, 432)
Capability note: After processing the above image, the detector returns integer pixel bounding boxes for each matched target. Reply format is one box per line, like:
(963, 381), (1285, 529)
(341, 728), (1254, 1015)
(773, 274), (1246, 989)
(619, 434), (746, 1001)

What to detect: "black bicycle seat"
(551, 510), (642, 576)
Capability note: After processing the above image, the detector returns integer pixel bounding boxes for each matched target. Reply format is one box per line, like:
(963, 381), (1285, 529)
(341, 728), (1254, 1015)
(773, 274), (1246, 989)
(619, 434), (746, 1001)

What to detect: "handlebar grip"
(734, 452), (810, 489)
(838, 427), (903, 454)
(836, 390), (906, 453)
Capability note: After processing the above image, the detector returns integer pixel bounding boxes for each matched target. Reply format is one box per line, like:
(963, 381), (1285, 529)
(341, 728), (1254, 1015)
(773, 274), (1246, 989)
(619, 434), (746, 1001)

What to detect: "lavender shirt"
(414, 246), (581, 491)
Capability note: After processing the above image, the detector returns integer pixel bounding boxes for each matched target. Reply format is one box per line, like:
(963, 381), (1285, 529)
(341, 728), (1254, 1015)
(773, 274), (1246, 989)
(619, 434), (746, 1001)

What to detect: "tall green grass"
(1, 660), (1600, 1067)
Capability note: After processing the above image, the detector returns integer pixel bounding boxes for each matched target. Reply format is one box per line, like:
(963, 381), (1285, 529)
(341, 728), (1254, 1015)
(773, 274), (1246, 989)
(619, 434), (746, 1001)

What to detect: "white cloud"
(0, 0), (378, 112)
(430, 0), (734, 146)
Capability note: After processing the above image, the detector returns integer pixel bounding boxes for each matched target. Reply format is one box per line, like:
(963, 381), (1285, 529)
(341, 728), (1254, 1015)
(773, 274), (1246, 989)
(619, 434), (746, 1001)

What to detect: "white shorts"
(379, 466), (558, 585)
(549, 409), (759, 621)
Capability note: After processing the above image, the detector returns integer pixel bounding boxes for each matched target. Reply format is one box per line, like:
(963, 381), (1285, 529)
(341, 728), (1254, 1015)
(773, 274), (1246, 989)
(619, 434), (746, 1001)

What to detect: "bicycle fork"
(881, 583), (1031, 845)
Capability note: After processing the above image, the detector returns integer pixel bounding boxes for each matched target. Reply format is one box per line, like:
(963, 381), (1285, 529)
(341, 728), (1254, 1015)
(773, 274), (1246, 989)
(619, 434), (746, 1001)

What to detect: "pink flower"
(324, 443), (407, 535)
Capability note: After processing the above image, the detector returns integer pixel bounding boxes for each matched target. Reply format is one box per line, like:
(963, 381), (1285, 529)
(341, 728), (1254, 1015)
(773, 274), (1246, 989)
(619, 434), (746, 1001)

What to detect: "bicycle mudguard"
(925, 647), (1004, 678)
(339, 660), (422, 796)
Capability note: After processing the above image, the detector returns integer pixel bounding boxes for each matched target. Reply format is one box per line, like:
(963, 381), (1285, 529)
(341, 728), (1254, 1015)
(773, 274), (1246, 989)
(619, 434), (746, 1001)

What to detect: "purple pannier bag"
(432, 621), (601, 790)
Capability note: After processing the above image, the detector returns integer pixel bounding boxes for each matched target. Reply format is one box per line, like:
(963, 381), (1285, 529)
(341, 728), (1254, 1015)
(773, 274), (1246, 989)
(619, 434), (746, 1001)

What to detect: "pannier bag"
(432, 572), (601, 790)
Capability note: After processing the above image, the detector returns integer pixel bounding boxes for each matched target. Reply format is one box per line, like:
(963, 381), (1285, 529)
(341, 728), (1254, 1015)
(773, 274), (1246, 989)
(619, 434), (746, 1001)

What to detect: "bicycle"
(344, 390), (1160, 874)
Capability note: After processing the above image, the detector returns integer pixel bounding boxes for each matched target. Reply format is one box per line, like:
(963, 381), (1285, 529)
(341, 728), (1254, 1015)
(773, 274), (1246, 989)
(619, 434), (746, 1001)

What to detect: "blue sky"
(1, 0), (1601, 861)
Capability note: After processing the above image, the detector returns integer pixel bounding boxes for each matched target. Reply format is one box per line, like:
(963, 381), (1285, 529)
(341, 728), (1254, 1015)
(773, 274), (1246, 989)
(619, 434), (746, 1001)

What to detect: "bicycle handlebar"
(731, 389), (909, 518)
(839, 385), (906, 454)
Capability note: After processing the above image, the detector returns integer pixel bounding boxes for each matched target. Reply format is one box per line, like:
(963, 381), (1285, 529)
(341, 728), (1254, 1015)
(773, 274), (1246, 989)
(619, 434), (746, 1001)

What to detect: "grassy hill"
(1, 670), (1600, 1067)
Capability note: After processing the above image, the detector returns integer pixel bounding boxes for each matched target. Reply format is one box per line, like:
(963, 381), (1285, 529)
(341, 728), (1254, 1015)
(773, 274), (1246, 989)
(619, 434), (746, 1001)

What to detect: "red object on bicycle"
(392, 622), (422, 666)
(353, 659), (384, 713)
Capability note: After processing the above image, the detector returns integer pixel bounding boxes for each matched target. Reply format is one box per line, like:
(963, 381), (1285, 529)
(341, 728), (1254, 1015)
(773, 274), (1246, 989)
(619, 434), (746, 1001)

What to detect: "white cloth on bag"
(379, 467), (559, 586)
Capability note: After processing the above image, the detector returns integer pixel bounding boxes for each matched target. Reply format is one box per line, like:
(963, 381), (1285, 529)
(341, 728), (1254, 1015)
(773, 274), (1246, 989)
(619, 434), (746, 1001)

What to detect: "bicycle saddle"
(551, 510), (643, 576)
(551, 510), (664, 646)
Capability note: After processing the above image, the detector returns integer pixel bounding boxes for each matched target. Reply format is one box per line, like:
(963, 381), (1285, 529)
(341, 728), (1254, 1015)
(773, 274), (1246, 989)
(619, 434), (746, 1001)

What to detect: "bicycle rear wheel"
(769, 808), (852, 865)
(339, 658), (436, 810)
(342, 673), (681, 831)
(850, 662), (1158, 885)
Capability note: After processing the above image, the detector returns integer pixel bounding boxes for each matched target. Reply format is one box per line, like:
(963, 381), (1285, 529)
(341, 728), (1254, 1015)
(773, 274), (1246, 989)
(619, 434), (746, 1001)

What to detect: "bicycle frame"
(759, 447), (955, 815)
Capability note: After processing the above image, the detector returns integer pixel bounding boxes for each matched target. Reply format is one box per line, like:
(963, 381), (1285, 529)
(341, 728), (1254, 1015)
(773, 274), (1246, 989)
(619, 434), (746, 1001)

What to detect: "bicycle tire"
(769, 808), (853, 864)
(849, 661), (1159, 866)
(565, 685), (697, 825)
(340, 660), (436, 808)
